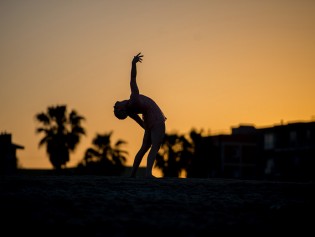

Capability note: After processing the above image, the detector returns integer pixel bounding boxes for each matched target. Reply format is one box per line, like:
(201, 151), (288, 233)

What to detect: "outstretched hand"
(132, 53), (143, 64)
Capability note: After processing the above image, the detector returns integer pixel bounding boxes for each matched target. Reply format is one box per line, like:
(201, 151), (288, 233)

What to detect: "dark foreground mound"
(0, 174), (313, 237)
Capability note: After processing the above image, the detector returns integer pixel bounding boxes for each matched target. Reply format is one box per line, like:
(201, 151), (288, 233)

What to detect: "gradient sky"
(1, 0), (315, 171)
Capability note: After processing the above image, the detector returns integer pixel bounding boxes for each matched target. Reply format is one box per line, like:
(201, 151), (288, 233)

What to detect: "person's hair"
(114, 108), (127, 120)
(114, 101), (128, 120)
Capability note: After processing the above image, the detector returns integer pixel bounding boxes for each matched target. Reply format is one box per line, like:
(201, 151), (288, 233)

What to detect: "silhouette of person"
(114, 53), (166, 178)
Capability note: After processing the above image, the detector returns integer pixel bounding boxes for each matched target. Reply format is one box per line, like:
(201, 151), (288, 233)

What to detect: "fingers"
(136, 52), (144, 58)
(134, 53), (144, 63)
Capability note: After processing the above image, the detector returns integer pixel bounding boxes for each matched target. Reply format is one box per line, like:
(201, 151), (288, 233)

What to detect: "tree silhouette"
(78, 132), (128, 175)
(155, 129), (218, 178)
(155, 133), (193, 177)
(35, 105), (86, 170)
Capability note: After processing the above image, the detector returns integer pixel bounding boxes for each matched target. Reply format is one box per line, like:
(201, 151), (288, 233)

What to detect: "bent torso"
(128, 94), (166, 129)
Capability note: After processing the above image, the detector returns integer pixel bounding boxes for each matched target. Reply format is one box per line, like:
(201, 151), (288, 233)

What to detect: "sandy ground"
(0, 174), (313, 237)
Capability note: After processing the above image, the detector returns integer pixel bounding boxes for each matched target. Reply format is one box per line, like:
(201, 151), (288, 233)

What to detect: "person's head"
(114, 100), (129, 120)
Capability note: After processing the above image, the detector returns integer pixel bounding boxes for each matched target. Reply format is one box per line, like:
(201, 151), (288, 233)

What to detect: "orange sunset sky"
(1, 0), (314, 170)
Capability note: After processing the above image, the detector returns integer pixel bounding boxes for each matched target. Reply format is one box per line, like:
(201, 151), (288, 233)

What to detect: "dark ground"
(0, 172), (314, 237)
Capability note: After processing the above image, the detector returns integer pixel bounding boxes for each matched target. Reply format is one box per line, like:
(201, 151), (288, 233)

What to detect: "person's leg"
(130, 130), (151, 177)
(146, 122), (166, 178)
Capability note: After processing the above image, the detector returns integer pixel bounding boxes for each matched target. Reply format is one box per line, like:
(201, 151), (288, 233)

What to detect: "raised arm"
(130, 53), (143, 95)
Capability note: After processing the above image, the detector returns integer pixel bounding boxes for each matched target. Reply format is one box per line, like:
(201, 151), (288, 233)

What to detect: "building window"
(290, 131), (297, 145)
(264, 133), (274, 150)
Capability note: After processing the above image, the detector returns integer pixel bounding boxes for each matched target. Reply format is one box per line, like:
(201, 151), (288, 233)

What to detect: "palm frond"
(69, 110), (85, 125)
(84, 148), (102, 161)
(48, 105), (67, 126)
(36, 127), (49, 134)
(115, 139), (127, 147)
(71, 126), (86, 135)
(36, 113), (50, 125)
(38, 136), (50, 148)
(113, 148), (128, 155)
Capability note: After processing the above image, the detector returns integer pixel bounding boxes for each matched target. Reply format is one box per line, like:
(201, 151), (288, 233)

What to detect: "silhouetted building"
(0, 133), (24, 174)
(202, 121), (315, 181)
(257, 121), (315, 181)
(210, 125), (258, 179)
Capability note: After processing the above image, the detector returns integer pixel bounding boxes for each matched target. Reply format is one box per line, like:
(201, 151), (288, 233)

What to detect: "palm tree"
(35, 105), (86, 170)
(79, 132), (128, 175)
(155, 133), (193, 177)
